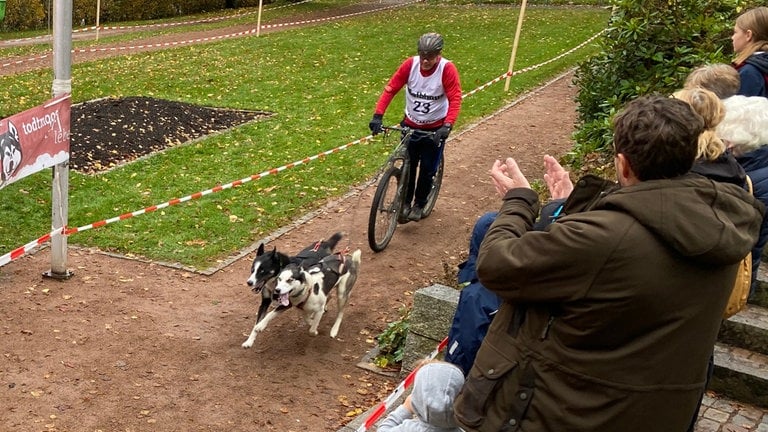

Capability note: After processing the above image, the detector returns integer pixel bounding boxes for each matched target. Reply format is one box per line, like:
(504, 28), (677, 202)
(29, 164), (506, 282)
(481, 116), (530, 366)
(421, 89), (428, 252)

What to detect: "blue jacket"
(736, 146), (768, 294)
(445, 212), (500, 376)
(445, 201), (567, 376)
(736, 52), (768, 98)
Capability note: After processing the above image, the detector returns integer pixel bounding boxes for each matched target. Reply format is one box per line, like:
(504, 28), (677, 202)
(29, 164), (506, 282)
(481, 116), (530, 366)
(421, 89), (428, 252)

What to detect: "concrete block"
(401, 284), (459, 376)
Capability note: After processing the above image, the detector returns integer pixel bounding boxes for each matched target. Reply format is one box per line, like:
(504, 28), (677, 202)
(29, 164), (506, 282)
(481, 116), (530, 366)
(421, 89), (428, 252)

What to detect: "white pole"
(96, 0), (101, 41)
(504, 0), (528, 92)
(46, 0), (73, 279)
(256, 0), (263, 37)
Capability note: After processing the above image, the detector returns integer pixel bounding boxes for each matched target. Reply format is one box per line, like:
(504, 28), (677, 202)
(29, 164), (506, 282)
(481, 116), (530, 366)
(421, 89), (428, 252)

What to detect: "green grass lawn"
(0, 2), (610, 269)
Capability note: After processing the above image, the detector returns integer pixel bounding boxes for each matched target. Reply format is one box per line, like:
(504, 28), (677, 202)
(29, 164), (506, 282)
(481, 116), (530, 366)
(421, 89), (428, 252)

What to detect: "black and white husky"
(242, 232), (344, 349)
(271, 249), (362, 338)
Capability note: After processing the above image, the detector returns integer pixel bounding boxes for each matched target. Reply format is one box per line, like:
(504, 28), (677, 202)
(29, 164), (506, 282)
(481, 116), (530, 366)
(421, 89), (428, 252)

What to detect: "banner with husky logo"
(0, 94), (71, 190)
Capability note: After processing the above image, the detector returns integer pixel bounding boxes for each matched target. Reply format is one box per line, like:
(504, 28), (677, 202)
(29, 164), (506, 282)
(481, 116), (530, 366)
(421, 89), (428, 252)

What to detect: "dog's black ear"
(257, 243), (265, 256)
(278, 252), (291, 267)
(267, 246), (279, 259)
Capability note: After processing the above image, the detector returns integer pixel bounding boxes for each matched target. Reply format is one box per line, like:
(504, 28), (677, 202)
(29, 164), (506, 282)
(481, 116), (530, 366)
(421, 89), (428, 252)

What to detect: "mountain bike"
(367, 125), (444, 252)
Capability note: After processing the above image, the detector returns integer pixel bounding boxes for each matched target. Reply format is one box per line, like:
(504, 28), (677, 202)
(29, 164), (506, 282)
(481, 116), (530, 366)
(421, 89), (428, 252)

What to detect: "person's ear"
(747, 29), (754, 41)
(615, 153), (638, 186)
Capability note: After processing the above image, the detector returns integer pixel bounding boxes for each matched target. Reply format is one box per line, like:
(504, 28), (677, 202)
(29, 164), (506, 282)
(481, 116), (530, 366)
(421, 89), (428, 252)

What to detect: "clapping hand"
(543, 154), (573, 199)
(490, 157), (530, 197)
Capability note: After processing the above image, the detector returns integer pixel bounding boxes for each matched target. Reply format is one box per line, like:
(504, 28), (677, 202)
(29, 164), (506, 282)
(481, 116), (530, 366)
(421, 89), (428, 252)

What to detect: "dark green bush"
(571, 0), (760, 162)
(3, 0), (46, 31)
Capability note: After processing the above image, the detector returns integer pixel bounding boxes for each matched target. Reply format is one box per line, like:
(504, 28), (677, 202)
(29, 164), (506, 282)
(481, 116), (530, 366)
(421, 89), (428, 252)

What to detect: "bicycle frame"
(367, 125), (444, 252)
(384, 125), (414, 210)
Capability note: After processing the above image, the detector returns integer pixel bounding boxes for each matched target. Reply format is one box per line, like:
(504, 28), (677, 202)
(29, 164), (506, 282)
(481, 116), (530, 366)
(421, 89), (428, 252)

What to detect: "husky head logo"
(0, 121), (22, 185)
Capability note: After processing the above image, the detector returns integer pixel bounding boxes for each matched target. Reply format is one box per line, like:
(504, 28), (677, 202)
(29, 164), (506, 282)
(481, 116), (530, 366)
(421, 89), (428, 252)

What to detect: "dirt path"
(0, 3), (581, 431)
(0, 70), (578, 431)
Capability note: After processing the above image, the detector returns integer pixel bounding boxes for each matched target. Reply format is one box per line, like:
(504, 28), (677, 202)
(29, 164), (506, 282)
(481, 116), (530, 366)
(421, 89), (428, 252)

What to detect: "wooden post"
(96, 0), (101, 41)
(504, 0), (528, 92)
(256, 0), (263, 37)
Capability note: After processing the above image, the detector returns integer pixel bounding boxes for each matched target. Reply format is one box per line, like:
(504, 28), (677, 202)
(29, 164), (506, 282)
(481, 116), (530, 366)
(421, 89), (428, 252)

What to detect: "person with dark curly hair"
(453, 95), (763, 432)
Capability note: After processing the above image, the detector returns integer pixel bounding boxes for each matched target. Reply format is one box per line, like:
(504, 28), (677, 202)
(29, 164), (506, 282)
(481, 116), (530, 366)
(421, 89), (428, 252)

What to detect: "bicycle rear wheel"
(368, 166), (402, 252)
(421, 157), (444, 218)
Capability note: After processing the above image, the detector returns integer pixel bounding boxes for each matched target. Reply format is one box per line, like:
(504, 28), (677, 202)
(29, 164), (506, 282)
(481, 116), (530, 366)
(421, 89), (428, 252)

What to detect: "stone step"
(718, 304), (768, 356)
(754, 262), (768, 309)
(710, 343), (768, 408)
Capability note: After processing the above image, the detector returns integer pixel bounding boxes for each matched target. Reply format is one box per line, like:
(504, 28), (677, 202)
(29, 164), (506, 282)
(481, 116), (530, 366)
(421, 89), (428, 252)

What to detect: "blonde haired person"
(672, 87), (726, 161)
(684, 63), (741, 99)
(673, 86), (748, 432)
(731, 6), (768, 97)
(683, 63), (768, 300)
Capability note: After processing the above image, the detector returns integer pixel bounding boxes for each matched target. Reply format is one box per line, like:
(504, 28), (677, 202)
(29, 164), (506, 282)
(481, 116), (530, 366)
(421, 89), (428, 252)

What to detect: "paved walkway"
(696, 393), (768, 432)
(338, 391), (768, 432)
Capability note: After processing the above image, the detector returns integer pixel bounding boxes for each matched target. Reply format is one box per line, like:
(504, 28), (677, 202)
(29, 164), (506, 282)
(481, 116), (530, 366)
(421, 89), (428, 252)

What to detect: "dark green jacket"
(454, 174), (764, 432)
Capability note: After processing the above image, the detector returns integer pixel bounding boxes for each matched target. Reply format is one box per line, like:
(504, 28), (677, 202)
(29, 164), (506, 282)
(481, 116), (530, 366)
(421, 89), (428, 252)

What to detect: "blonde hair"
(672, 88), (726, 161)
(718, 95), (768, 156)
(734, 6), (768, 65)
(684, 64), (741, 99)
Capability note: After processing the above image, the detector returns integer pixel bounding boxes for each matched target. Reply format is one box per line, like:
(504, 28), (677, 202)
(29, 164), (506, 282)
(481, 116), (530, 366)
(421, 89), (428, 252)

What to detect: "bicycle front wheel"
(368, 167), (402, 252)
(421, 157), (444, 218)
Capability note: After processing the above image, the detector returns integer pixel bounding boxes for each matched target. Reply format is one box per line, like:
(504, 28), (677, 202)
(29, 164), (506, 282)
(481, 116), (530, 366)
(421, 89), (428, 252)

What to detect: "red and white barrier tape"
(462, 29), (605, 99)
(356, 337), (448, 432)
(0, 135), (376, 267)
(0, 227), (66, 267)
(0, 27), (99, 46)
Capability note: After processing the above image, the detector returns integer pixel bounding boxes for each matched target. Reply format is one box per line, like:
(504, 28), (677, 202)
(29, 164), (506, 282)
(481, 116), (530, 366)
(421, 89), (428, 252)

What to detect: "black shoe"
(398, 204), (411, 224)
(408, 205), (423, 221)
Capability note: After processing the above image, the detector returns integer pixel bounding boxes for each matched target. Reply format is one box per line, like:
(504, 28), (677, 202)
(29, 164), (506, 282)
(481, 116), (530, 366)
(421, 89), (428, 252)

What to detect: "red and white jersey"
(404, 56), (450, 125)
(374, 55), (462, 130)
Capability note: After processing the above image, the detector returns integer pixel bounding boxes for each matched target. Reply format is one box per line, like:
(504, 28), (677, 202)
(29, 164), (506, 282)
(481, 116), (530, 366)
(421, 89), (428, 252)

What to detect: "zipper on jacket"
(540, 315), (555, 340)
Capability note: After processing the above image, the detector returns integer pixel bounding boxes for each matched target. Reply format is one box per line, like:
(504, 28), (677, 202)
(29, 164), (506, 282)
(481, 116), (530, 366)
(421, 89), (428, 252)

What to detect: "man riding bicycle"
(369, 33), (462, 222)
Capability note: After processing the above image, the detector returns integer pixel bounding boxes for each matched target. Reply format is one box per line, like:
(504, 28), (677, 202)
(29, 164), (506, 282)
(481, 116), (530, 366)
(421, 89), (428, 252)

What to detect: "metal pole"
(256, 0), (263, 37)
(504, 0), (528, 92)
(96, 0), (101, 41)
(45, 0), (73, 280)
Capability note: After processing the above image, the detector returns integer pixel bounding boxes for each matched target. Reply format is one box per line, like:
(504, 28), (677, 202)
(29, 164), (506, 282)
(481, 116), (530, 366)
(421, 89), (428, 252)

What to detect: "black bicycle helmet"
(417, 33), (444, 54)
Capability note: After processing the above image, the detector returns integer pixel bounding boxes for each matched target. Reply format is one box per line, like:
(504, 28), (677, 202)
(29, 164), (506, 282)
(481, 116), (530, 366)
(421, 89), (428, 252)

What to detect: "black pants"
(405, 130), (444, 208)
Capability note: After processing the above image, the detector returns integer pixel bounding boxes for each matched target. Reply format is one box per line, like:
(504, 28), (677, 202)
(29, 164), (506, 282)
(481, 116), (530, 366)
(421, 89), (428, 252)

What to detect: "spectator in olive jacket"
(453, 95), (764, 432)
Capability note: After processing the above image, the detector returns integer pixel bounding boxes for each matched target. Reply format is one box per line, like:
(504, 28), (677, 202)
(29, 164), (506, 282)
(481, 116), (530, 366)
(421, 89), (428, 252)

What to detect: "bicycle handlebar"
(382, 125), (436, 137)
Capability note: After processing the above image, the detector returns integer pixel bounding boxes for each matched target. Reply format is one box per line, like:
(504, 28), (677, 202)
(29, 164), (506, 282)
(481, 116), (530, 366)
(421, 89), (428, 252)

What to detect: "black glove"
(434, 123), (452, 146)
(369, 114), (383, 136)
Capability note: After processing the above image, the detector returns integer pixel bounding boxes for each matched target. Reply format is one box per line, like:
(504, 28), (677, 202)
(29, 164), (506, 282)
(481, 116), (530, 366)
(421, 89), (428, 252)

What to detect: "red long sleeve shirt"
(374, 56), (462, 129)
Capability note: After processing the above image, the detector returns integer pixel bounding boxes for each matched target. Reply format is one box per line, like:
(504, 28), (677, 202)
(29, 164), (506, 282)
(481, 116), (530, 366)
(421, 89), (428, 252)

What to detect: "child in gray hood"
(377, 361), (465, 432)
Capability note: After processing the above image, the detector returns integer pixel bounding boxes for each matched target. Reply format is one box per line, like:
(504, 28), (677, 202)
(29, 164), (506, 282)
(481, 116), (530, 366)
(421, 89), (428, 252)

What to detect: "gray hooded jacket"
(377, 362), (465, 432)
